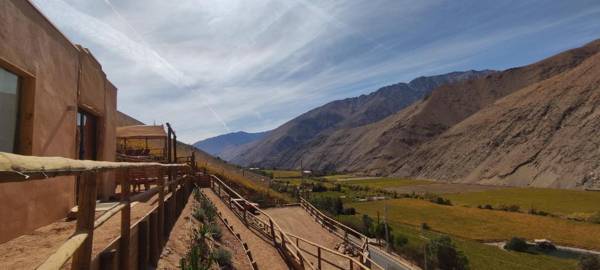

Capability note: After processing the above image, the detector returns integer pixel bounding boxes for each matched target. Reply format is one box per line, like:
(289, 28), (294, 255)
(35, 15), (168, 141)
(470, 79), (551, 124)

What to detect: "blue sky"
(32, 0), (600, 143)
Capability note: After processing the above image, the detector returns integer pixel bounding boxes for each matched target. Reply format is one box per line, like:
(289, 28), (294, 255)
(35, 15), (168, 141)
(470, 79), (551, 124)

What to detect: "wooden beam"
(99, 249), (117, 270)
(120, 169), (131, 270)
(157, 169), (165, 246)
(36, 233), (88, 270)
(71, 171), (97, 270)
(149, 211), (159, 266)
(138, 219), (149, 270)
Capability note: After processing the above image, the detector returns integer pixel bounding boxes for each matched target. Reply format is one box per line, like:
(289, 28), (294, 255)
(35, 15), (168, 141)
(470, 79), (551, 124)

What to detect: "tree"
(505, 237), (528, 252)
(428, 236), (469, 270)
(579, 254), (600, 270)
(361, 214), (374, 237)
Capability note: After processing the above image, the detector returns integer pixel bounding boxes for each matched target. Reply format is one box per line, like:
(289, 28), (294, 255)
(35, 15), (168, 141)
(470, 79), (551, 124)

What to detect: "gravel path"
(202, 188), (290, 270)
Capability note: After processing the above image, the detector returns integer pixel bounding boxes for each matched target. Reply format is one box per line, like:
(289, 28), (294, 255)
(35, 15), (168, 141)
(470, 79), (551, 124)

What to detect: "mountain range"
(197, 39), (600, 189)
(193, 131), (268, 160)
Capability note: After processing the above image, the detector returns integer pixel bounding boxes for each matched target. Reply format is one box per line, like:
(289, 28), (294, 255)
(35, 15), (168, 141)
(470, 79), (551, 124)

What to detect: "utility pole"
(384, 203), (390, 252)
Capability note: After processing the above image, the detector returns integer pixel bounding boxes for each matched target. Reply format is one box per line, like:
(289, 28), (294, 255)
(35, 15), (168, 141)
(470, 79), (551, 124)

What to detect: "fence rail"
(0, 152), (196, 270)
(207, 175), (383, 270)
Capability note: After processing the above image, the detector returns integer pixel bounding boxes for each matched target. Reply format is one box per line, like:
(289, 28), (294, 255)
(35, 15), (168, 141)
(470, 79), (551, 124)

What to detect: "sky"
(32, 0), (600, 143)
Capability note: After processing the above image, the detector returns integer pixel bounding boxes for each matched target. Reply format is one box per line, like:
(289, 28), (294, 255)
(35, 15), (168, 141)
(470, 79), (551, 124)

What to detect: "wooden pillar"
(138, 219), (149, 270)
(280, 231), (286, 249)
(269, 219), (276, 246)
(120, 169), (131, 270)
(71, 171), (97, 270)
(317, 247), (322, 270)
(173, 134), (177, 163)
(158, 169), (166, 246)
(149, 211), (159, 266)
(99, 249), (117, 270)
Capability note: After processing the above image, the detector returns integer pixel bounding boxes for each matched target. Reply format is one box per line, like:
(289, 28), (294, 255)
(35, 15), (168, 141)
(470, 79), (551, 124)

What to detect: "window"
(76, 110), (97, 160)
(0, 67), (19, 153)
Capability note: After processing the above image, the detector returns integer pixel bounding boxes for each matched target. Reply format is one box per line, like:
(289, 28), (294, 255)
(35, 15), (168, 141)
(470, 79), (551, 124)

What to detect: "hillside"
(231, 70), (494, 168)
(193, 131), (268, 160)
(289, 39), (600, 188)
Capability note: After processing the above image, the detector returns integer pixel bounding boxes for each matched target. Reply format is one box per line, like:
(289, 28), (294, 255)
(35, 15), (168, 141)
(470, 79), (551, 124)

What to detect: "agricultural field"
(337, 215), (577, 270)
(348, 198), (600, 251)
(261, 169), (302, 178)
(445, 187), (600, 217)
(335, 177), (433, 188)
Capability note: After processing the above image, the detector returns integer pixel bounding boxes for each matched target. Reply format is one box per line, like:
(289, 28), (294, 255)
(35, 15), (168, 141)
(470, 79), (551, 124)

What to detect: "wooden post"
(149, 211), (159, 266)
(317, 247), (322, 270)
(349, 258), (353, 270)
(173, 134), (177, 162)
(280, 231), (286, 249)
(120, 169), (131, 270)
(99, 249), (117, 270)
(243, 208), (247, 224)
(158, 169), (166, 246)
(138, 219), (149, 270)
(269, 219), (276, 246)
(71, 171), (97, 270)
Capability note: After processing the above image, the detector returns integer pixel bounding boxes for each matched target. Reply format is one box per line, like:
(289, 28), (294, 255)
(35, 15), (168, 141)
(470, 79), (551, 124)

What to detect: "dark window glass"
(0, 67), (19, 152)
(76, 110), (97, 160)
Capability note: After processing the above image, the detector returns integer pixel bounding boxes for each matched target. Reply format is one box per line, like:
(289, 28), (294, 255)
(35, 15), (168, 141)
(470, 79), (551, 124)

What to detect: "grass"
(262, 170), (302, 178)
(445, 187), (600, 216)
(348, 198), (600, 251)
(335, 177), (433, 188)
(337, 215), (577, 270)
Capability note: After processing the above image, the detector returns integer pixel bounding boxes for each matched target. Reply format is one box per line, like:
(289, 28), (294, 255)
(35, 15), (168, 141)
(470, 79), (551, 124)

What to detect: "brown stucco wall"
(0, 1), (119, 243)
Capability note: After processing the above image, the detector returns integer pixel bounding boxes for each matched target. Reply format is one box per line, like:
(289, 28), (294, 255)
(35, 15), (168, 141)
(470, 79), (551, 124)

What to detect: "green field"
(262, 169), (303, 178)
(445, 187), (600, 216)
(336, 177), (433, 188)
(348, 198), (600, 251)
(337, 215), (577, 270)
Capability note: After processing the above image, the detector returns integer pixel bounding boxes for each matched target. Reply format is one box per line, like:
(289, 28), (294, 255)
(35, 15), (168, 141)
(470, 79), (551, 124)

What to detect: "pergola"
(116, 125), (168, 162)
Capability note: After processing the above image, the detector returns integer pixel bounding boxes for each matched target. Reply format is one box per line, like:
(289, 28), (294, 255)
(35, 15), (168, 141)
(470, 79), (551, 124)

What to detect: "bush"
(588, 212), (600, 224)
(206, 223), (222, 240)
(579, 254), (600, 270)
(528, 208), (550, 216)
(421, 223), (431, 230)
(394, 234), (409, 248)
(505, 237), (529, 252)
(498, 204), (521, 212)
(342, 207), (356, 215)
(428, 236), (469, 270)
(212, 247), (232, 267)
(430, 196), (452, 206)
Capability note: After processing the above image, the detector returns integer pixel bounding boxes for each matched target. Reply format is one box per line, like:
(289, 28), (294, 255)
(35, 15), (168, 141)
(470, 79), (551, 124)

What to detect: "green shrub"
(212, 247), (232, 267)
(421, 223), (431, 230)
(579, 254), (600, 270)
(428, 236), (469, 270)
(505, 237), (529, 252)
(588, 212), (600, 224)
(206, 223), (222, 240)
(394, 234), (409, 247)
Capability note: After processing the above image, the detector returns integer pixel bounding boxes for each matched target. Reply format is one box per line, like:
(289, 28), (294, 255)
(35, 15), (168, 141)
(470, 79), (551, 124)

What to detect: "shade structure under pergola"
(116, 125), (167, 139)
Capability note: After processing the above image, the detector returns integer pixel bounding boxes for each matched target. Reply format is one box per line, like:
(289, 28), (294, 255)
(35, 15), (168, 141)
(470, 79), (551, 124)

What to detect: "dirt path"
(0, 191), (162, 269)
(201, 188), (289, 270)
(264, 207), (350, 269)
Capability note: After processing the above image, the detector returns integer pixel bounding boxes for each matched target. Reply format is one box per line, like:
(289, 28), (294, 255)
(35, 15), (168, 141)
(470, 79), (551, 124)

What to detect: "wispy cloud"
(31, 0), (600, 142)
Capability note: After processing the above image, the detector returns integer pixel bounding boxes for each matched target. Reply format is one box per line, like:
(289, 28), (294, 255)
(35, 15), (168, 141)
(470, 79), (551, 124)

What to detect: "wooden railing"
(207, 175), (383, 270)
(0, 152), (193, 270)
(208, 175), (316, 269)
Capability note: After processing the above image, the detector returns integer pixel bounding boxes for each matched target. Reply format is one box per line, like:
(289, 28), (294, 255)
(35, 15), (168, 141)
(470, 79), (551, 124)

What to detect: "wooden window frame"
(0, 57), (36, 155)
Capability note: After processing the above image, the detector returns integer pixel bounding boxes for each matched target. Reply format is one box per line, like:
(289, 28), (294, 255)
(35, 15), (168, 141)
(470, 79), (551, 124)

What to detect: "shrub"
(206, 223), (222, 240)
(342, 207), (356, 215)
(421, 223), (431, 230)
(498, 204), (520, 212)
(430, 196), (452, 206)
(428, 236), (469, 270)
(212, 247), (232, 267)
(528, 208), (550, 216)
(579, 254), (600, 270)
(394, 234), (409, 247)
(505, 237), (529, 252)
(588, 212), (600, 224)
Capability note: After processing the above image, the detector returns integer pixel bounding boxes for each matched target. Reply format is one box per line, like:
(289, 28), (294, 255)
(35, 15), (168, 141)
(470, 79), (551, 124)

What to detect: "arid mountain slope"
(273, 39), (600, 178)
(232, 70), (493, 167)
(393, 48), (600, 188)
(193, 131), (269, 159)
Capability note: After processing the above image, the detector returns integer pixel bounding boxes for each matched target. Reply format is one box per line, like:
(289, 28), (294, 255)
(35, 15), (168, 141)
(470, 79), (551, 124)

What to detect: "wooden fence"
(207, 175), (383, 270)
(0, 152), (195, 270)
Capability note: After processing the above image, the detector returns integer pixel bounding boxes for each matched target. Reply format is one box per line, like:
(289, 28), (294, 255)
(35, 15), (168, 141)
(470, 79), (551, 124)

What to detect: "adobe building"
(0, 1), (118, 243)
